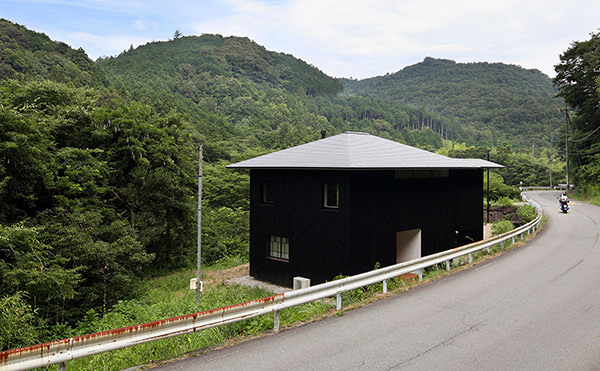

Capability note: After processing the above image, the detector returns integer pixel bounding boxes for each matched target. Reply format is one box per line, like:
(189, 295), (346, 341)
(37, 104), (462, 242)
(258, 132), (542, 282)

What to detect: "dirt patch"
(200, 263), (289, 293)
(202, 263), (249, 287)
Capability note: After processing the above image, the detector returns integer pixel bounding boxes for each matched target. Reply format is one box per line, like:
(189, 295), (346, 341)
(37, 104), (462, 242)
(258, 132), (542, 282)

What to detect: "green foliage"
(493, 196), (515, 207)
(492, 220), (515, 235)
(0, 292), (41, 350)
(485, 173), (520, 200)
(96, 33), (457, 153)
(206, 255), (248, 270)
(0, 79), (201, 330)
(343, 57), (564, 150)
(0, 20), (568, 353)
(554, 31), (600, 191)
(98, 34), (342, 98)
(203, 162), (249, 210)
(515, 205), (538, 224)
(570, 184), (600, 207)
(65, 268), (329, 370)
(0, 19), (106, 86)
(201, 207), (249, 263)
(445, 143), (564, 187)
(0, 223), (80, 325)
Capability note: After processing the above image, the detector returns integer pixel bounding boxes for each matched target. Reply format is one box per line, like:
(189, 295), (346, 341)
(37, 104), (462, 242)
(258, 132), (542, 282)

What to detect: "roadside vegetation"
(64, 208), (540, 370)
(568, 186), (600, 207)
(4, 17), (598, 367)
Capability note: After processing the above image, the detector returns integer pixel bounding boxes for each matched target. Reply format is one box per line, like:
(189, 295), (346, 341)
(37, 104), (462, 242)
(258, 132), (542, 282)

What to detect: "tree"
(173, 30), (183, 39)
(554, 31), (600, 188)
(0, 79), (200, 327)
(0, 292), (41, 350)
(0, 223), (80, 324)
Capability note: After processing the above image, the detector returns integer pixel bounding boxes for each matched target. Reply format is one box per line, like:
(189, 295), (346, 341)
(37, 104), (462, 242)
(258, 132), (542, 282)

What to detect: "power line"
(568, 124), (600, 143)
(567, 147), (600, 156)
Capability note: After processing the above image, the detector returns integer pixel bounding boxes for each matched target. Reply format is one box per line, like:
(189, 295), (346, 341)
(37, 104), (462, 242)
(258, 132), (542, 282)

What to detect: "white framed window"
(323, 183), (339, 208)
(268, 236), (289, 261)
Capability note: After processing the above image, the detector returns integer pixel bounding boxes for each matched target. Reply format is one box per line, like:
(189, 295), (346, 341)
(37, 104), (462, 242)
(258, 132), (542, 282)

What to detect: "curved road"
(154, 191), (600, 370)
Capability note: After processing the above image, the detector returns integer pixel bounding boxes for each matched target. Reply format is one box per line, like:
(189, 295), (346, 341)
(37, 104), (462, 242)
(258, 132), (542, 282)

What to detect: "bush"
(485, 172), (520, 200)
(201, 207), (249, 264)
(492, 220), (515, 235)
(0, 292), (41, 350)
(494, 196), (515, 207)
(515, 205), (537, 224)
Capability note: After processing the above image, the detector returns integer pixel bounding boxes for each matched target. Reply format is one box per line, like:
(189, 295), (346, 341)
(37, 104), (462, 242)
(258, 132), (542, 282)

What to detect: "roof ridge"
(227, 132), (503, 170)
(343, 131), (371, 136)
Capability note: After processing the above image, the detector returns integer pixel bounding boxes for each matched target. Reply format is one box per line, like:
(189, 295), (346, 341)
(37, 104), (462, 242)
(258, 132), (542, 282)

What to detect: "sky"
(2, 0), (600, 79)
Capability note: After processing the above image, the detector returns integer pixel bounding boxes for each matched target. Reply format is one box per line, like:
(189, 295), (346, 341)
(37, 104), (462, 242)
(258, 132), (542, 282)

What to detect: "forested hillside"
(97, 33), (464, 157)
(0, 18), (577, 349)
(0, 21), (464, 347)
(0, 19), (106, 87)
(342, 57), (564, 149)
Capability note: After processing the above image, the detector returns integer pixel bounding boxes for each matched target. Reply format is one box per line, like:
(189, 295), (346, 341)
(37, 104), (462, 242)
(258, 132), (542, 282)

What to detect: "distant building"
(227, 132), (502, 287)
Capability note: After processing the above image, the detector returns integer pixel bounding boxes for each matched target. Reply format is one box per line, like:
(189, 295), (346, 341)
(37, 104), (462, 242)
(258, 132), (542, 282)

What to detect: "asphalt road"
(152, 191), (600, 370)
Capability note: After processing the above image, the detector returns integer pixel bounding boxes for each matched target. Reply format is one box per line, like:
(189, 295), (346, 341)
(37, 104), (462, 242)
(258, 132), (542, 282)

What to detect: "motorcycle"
(559, 200), (569, 213)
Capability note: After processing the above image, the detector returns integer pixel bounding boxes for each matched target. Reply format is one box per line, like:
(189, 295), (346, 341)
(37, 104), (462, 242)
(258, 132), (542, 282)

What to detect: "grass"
(37, 221), (544, 370)
(39, 260), (331, 371)
(569, 187), (600, 207)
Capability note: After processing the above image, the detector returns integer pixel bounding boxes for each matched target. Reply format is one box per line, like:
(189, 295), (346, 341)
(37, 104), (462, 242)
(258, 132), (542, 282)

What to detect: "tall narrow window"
(268, 236), (289, 261)
(323, 183), (339, 208)
(261, 182), (274, 204)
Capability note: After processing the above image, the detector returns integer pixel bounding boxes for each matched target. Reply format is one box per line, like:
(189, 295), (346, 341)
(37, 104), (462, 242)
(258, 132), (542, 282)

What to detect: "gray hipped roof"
(227, 132), (503, 170)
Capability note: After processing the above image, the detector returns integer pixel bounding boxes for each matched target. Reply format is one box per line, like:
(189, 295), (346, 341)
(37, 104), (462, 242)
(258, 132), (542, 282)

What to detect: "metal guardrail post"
(446, 260), (450, 271)
(336, 294), (342, 310)
(274, 310), (280, 331)
(468, 253), (473, 263)
(418, 269), (423, 282)
(382, 280), (387, 293)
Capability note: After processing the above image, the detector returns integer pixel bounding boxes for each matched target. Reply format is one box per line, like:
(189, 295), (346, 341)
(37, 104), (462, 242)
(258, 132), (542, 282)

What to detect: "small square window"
(324, 183), (339, 208)
(268, 236), (289, 261)
(262, 182), (274, 204)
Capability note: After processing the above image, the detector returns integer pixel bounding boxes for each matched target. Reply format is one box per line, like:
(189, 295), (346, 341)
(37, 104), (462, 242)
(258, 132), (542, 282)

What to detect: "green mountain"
(98, 34), (343, 96)
(342, 57), (564, 149)
(96, 34), (457, 158)
(0, 19), (106, 87)
(0, 20), (570, 346)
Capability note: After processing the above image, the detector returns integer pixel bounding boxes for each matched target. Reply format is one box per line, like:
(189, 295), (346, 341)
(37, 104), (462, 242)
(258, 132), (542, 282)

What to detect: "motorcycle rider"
(559, 192), (569, 210)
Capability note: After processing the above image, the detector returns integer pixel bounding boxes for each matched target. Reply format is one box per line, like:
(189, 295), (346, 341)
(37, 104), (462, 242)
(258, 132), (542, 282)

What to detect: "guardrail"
(520, 186), (569, 191)
(0, 198), (543, 371)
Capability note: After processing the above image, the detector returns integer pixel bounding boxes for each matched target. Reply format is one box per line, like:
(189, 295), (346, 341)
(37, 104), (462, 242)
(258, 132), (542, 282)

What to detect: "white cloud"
(66, 31), (149, 59)
(218, 0), (600, 78)
(5, 0), (600, 77)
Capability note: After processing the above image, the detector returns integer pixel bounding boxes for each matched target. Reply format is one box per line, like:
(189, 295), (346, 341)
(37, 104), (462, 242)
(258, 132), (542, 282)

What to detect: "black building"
(228, 132), (502, 287)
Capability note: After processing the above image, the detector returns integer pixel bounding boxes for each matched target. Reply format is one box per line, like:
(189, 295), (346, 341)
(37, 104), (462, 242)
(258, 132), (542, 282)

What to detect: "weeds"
(39, 221), (542, 370)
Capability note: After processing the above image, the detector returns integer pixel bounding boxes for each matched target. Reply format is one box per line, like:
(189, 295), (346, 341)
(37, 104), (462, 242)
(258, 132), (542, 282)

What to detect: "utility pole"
(196, 144), (204, 306)
(564, 104), (570, 191)
(560, 104), (570, 191)
(549, 159), (553, 188)
(486, 150), (490, 224)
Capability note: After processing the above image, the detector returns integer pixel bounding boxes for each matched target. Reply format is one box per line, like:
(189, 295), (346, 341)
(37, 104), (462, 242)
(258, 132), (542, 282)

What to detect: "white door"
(396, 229), (422, 264)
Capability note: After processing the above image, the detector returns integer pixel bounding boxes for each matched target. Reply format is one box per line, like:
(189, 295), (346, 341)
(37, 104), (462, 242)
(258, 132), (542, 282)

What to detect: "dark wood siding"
(249, 168), (483, 287)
